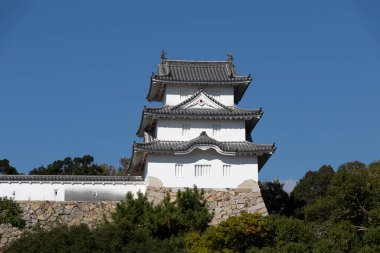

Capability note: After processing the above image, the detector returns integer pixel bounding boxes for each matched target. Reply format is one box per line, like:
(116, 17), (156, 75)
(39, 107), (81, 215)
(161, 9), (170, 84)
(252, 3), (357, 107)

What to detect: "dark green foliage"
(0, 197), (25, 228)
(363, 227), (380, 251)
(259, 180), (291, 215)
(198, 213), (270, 252)
(291, 165), (334, 218)
(0, 159), (18, 175)
(29, 155), (106, 175)
(175, 187), (212, 232)
(304, 161), (380, 226)
(112, 187), (212, 239)
(267, 216), (314, 248)
(6, 225), (94, 253)
(312, 221), (362, 253)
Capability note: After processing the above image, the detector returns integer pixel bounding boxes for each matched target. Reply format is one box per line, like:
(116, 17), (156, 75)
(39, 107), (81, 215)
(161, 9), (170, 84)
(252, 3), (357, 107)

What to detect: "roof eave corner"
(258, 144), (277, 172)
(234, 76), (253, 104)
(146, 73), (157, 101)
(136, 106), (148, 137)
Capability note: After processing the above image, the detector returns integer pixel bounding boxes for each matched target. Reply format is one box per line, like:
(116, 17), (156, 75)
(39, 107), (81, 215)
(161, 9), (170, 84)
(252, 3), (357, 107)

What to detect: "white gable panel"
(180, 93), (225, 109)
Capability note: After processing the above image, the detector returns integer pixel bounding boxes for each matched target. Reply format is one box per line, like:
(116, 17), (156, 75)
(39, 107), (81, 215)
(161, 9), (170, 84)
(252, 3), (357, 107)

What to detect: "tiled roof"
(154, 60), (251, 84)
(131, 132), (276, 171)
(0, 175), (144, 182)
(134, 132), (275, 155)
(147, 53), (252, 104)
(145, 107), (262, 118)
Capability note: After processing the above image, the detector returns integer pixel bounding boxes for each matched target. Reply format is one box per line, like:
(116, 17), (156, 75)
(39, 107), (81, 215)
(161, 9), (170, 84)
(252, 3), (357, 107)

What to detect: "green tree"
(0, 159), (18, 175)
(260, 180), (291, 215)
(118, 157), (130, 176)
(267, 216), (314, 251)
(0, 197), (25, 228)
(291, 165), (334, 218)
(112, 187), (212, 239)
(7, 225), (94, 253)
(312, 221), (362, 253)
(29, 155), (106, 175)
(185, 213), (270, 252)
(304, 161), (380, 226)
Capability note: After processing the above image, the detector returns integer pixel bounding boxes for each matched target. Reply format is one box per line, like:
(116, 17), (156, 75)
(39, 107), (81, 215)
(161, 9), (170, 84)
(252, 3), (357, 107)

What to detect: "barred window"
(223, 165), (231, 177)
(175, 164), (183, 177)
(194, 164), (211, 177)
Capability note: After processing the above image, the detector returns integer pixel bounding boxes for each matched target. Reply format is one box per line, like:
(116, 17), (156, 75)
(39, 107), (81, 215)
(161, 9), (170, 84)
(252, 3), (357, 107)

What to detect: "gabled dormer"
(171, 89), (228, 110)
(147, 51), (252, 105)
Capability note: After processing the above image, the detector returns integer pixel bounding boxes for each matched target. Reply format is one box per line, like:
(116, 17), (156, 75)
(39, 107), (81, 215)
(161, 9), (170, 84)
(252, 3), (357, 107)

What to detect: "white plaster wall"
(146, 150), (259, 189)
(164, 85), (234, 106)
(156, 119), (246, 141)
(0, 182), (146, 201)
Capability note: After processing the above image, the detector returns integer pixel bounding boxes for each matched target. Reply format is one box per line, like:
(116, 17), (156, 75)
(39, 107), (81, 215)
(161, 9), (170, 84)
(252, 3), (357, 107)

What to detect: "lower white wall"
(146, 150), (258, 189)
(0, 182), (146, 201)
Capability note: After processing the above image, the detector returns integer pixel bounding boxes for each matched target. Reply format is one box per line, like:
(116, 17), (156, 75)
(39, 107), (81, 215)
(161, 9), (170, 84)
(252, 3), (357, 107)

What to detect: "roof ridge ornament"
(227, 52), (233, 64)
(161, 50), (167, 64)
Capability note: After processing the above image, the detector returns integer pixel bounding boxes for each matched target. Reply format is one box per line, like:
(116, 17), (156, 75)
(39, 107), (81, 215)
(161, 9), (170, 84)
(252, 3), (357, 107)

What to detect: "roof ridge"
(166, 60), (229, 64)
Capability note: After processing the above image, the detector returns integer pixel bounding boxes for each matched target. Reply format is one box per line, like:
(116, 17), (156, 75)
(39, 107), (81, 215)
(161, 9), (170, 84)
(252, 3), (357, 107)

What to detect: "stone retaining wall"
(0, 201), (117, 251)
(146, 186), (268, 225)
(0, 224), (21, 251)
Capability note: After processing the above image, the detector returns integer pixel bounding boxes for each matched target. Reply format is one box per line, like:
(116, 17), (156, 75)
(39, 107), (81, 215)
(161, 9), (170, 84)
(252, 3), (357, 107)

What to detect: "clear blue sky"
(1, 1), (379, 183)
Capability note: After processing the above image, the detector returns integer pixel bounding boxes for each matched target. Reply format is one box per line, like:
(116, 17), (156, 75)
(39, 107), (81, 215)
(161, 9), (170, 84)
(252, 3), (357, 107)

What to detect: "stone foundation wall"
(0, 201), (117, 251)
(146, 186), (268, 225)
(0, 224), (21, 251)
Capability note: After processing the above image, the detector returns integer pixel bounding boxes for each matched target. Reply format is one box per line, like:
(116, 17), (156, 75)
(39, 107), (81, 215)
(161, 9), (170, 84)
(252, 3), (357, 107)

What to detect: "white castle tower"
(129, 52), (276, 191)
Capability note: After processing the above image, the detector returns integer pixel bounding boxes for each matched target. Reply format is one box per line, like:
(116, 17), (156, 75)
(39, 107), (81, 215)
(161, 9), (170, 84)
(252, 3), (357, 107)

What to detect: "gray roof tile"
(155, 60), (250, 83)
(134, 132), (275, 155)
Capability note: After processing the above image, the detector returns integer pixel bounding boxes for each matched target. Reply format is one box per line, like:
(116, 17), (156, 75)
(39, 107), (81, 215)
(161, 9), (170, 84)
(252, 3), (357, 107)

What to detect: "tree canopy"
(28, 155), (131, 176)
(0, 159), (18, 175)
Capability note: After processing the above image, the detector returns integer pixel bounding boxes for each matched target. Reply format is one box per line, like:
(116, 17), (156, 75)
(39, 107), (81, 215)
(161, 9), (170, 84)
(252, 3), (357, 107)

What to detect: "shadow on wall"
(64, 189), (126, 201)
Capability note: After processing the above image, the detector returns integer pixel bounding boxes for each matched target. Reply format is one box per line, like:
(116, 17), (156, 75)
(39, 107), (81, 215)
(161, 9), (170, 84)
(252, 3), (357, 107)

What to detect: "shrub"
(363, 227), (380, 251)
(7, 225), (94, 253)
(0, 197), (25, 228)
(267, 216), (314, 250)
(185, 213), (270, 252)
